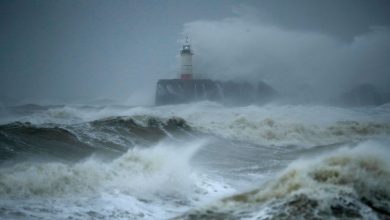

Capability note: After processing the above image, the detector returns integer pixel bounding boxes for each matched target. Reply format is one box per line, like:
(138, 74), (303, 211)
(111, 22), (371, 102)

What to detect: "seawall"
(155, 79), (277, 105)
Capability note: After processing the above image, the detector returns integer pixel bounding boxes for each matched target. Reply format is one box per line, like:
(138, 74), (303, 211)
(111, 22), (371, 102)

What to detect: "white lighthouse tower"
(180, 36), (193, 80)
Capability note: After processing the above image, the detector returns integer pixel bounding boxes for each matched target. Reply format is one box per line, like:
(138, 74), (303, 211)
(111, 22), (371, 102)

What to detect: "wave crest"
(176, 140), (390, 219)
(0, 140), (205, 198)
(195, 117), (390, 147)
(0, 116), (193, 161)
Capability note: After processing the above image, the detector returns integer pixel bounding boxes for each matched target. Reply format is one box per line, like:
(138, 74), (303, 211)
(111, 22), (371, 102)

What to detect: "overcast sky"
(1, 0), (389, 105)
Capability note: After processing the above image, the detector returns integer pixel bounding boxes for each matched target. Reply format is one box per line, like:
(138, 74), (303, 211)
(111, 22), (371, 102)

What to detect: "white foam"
(200, 139), (390, 219)
(164, 103), (390, 147)
(3, 102), (390, 147)
(0, 139), (235, 219)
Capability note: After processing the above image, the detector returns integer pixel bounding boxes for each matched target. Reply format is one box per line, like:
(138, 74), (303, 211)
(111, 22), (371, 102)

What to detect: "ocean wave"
(0, 139), (237, 220)
(149, 103), (390, 147)
(0, 140), (207, 198)
(0, 116), (194, 162)
(0, 104), (133, 125)
(194, 117), (390, 147)
(0, 122), (97, 161)
(2, 103), (390, 151)
(175, 140), (390, 219)
(77, 116), (193, 147)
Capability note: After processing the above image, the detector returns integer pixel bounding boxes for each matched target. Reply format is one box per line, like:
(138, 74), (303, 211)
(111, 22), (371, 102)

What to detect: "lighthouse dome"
(180, 45), (192, 55)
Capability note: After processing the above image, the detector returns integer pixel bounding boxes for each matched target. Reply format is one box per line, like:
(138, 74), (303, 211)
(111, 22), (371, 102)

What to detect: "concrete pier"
(155, 79), (277, 105)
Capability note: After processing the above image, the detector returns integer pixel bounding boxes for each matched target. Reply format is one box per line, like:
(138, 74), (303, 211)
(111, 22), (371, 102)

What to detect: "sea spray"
(175, 139), (390, 219)
(1, 102), (389, 219)
(0, 139), (208, 198)
(2, 103), (390, 148)
(0, 138), (236, 219)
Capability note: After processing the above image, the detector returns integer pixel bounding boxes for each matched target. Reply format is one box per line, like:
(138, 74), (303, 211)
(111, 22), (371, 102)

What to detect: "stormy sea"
(0, 101), (389, 220)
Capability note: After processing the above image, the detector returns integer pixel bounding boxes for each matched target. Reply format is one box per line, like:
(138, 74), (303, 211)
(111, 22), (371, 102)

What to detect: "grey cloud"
(183, 14), (390, 101)
(1, 1), (389, 105)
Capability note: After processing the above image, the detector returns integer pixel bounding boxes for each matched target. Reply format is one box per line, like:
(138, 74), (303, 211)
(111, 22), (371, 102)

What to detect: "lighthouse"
(180, 37), (193, 80)
(155, 36), (277, 105)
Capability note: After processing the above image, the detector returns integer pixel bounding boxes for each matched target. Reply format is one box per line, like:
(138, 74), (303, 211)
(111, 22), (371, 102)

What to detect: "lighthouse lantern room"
(180, 36), (193, 80)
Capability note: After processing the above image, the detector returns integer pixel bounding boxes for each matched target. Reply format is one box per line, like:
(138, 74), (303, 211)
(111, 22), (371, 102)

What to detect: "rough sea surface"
(0, 102), (389, 219)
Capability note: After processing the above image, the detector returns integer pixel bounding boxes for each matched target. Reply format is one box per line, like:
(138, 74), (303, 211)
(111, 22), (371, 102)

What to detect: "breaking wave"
(0, 141), (204, 198)
(0, 140), (234, 219)
(2, 103), (390, 148)
(195, 118), (390, 147)
(0, 116), (193, 162)
(175, 140), (390, 219)
(0, 103), (389, 219)
(165, 103), (390, 147)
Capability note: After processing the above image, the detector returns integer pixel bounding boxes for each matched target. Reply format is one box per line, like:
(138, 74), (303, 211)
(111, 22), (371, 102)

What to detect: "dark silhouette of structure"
(155, 38), (277, 105)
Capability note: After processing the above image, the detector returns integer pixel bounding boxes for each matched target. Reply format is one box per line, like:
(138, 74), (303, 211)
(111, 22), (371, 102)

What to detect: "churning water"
(0, 102), (389, 219)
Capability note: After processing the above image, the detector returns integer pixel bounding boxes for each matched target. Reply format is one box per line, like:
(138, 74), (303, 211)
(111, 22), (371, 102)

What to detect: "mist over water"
(1, 1), (390, 105)
(0, 102), (389, 219)
(1, 1), (390, 219)
(184, 15), (390, 104)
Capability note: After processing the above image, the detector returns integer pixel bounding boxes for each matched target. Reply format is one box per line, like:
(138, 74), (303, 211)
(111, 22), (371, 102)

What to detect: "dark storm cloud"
(0, 0), (234, 105)
(0, 0), (389, 105)
(239, 0), (390, 40)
